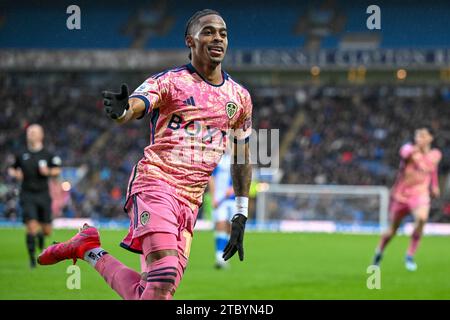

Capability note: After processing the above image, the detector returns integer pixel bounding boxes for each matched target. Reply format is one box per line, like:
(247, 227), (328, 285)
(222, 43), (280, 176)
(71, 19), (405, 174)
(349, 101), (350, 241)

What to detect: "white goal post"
(256, 184), (390, 233)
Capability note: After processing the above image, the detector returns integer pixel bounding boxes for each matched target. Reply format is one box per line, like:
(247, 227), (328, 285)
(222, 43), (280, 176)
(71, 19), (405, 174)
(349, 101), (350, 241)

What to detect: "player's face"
(26, 125), (44, 144)
(414, 128), (433, 148)
(189, 15), (228, 65)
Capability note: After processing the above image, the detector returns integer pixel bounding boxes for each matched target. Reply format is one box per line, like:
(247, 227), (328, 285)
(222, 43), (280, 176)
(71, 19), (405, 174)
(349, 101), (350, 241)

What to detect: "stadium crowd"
(281, 85), (450, 186)
(1, 73), (449, 221)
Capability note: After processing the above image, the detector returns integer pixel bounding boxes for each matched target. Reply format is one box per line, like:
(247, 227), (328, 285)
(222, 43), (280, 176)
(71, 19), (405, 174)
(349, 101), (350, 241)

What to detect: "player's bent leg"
(141, 250), (179, 300)
(38, 224), (145, 299)
(373, 217), (402, 266)
(411, 205), (429, 233)
(140, 232), (183, 300)
(94, 254), (143, 300)
(139, 254), (147, 274)
(382, 219), (402, 247)
(405, 205), (430, 271)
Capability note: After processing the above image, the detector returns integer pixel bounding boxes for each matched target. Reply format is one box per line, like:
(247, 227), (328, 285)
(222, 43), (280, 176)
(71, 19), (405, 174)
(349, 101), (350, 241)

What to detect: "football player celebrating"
(38, 9), (253, 299)
(373, 126), (442, 271)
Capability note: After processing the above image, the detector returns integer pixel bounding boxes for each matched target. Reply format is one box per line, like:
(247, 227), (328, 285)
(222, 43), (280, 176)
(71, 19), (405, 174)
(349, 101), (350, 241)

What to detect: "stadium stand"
(1, 0), (450, 224)
(1, 71), (449, 221)
(1, 0), (450, 49)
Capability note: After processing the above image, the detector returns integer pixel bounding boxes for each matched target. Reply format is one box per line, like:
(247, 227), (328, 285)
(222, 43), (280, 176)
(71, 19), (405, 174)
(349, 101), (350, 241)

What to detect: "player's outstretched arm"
(223, 142), (252, 262)
(102, 84), (146, 124)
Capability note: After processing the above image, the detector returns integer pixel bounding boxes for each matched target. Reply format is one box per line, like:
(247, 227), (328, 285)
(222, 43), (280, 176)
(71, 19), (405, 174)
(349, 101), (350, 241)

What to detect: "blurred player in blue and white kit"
(209, 151), (235, 269)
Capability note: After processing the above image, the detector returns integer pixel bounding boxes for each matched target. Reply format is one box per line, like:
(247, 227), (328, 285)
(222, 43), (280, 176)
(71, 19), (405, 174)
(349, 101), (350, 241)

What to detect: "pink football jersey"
(391, 143), (442, 204)
(125, 63), (252, 211)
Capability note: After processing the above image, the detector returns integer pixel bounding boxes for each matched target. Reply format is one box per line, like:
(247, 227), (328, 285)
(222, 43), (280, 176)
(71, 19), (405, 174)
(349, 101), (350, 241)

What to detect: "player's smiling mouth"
(208, 46), (224, 55)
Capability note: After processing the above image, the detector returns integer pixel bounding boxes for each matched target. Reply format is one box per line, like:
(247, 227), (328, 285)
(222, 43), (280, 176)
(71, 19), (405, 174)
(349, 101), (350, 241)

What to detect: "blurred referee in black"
(8, 124), (62, 268)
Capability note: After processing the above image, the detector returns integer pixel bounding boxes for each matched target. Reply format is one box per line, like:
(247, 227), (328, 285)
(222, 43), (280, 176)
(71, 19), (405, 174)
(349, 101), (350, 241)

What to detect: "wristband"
(235, 196), (249, 218)
(117, 108), (127, 120)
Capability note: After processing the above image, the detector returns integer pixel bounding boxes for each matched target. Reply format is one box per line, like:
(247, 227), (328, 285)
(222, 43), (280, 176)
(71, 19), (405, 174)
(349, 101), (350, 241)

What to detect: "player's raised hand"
(223, 214), (247, 261)
(102, 84), (129, 120)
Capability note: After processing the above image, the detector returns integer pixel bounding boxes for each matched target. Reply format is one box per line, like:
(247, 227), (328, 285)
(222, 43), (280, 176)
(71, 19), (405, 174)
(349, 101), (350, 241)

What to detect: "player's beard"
(196, 52), (222, 69)
(209, 56), (223, 67)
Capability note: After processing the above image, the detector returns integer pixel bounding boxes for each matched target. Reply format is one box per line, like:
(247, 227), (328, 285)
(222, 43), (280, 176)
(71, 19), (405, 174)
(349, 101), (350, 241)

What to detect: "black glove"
(102, 84), (129, 120)
(223, 214), (247, 261)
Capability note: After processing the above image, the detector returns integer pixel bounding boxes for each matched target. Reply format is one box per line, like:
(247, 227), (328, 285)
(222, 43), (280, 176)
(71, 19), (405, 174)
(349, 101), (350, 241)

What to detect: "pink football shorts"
(120, 189), (198, 262)
(389, 195), (430, 223)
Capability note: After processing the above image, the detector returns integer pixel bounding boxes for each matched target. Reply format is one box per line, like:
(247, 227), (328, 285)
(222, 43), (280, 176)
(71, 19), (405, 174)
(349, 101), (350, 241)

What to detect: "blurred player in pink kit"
(37, 9), (253, 299)
(373, 126), (442, 271)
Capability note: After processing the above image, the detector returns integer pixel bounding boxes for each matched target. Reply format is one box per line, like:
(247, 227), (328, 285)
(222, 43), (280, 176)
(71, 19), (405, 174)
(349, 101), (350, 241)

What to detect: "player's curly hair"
(416, 124), (435, 137)
(185, 9), (222, 60)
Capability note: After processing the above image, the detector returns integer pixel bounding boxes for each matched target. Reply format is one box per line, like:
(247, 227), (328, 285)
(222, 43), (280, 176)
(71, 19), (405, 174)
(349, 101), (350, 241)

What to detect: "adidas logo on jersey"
(183, 96), (196, 106)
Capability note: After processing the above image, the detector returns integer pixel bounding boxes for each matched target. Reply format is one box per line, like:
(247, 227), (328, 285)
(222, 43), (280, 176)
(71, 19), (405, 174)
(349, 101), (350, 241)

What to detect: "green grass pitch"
(1, 228), (449, 299)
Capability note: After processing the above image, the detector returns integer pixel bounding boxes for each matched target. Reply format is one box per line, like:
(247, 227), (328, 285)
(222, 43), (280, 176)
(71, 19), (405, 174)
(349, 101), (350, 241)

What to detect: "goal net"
(255, 184), (390, 234)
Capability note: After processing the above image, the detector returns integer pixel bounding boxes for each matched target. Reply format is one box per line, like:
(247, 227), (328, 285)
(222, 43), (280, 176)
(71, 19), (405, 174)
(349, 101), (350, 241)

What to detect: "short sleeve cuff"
(130, 95), (151, 119)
